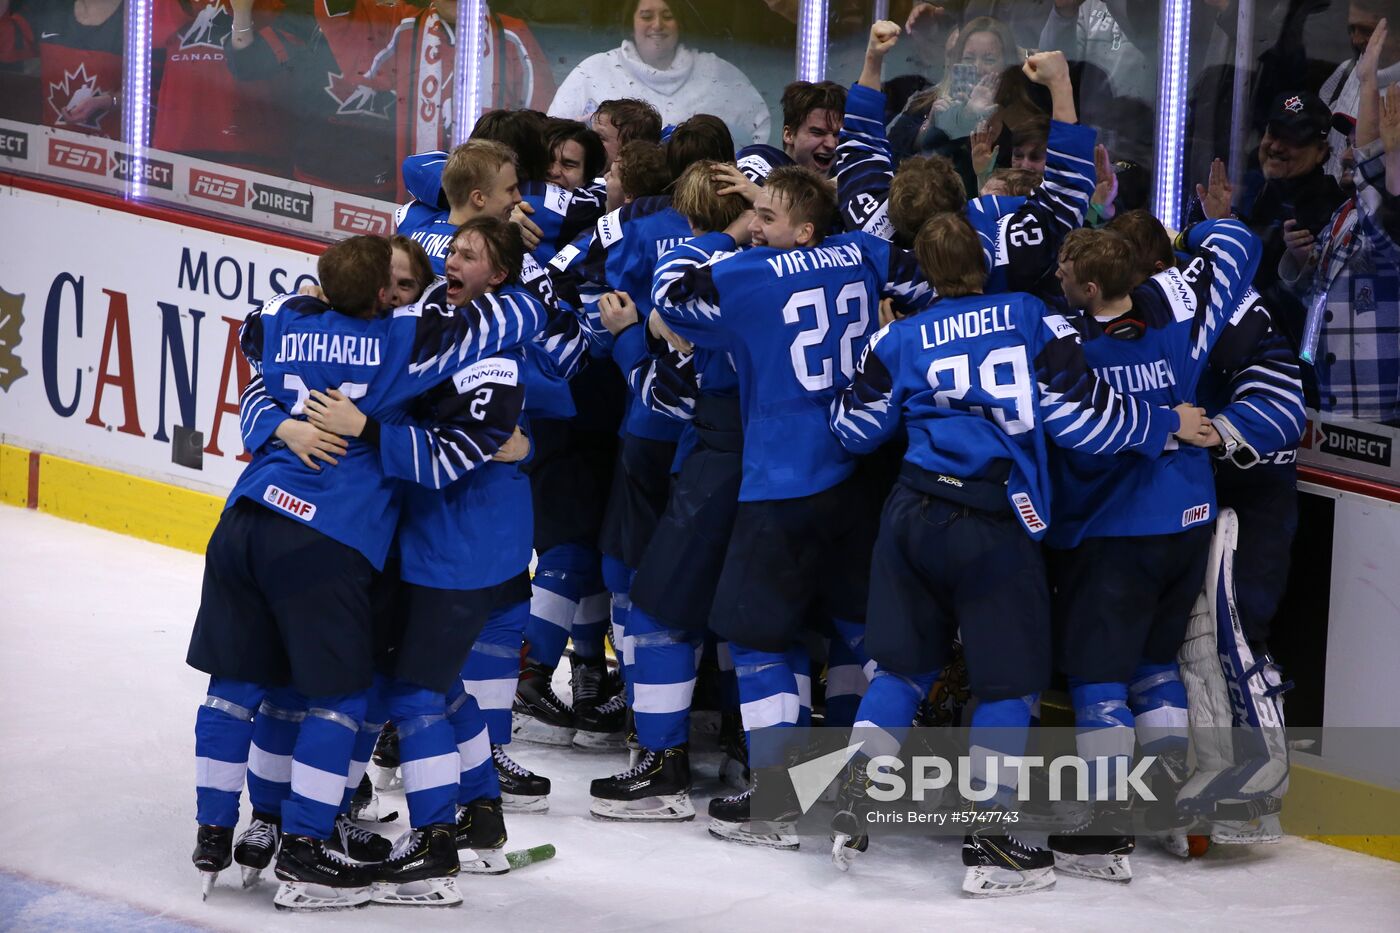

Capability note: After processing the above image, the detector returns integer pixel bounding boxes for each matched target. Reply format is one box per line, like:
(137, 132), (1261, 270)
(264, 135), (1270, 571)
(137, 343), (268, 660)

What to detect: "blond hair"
(442, 140), (516, 210)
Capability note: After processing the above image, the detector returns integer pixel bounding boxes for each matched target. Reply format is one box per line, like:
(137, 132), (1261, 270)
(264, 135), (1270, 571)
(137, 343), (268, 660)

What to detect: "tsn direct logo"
(188, 167), (246, 205)
(333, 203), (392, 235)
(47, 139), (106, 176)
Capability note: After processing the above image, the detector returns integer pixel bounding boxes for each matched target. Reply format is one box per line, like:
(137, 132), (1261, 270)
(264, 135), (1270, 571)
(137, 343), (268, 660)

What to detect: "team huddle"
(185, 21), (1304, 910)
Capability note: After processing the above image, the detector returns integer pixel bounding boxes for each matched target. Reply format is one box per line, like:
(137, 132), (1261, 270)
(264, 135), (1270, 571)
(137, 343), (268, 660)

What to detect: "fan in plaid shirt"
(1279, 27), (1400, 427)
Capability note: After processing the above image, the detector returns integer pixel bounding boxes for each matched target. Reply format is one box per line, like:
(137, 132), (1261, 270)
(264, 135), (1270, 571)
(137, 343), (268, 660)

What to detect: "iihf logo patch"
(1284, 96), (1304, 113)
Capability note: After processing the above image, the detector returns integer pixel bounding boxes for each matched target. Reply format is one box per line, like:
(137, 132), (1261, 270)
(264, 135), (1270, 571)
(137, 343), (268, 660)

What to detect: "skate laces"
(613, 749), (658, 780)
(336, 814), (384, 848)
(720, 786), (754, 804)
(239, 819), (278, 848)
(385, 829), (423, 862)
(595, 693), (626, 714)
(492, 745), (532, 776)
(317, 837), (360, 867)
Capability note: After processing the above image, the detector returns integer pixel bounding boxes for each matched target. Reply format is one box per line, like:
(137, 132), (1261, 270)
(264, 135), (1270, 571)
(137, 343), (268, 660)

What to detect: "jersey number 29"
(926, 346), (1035, 435)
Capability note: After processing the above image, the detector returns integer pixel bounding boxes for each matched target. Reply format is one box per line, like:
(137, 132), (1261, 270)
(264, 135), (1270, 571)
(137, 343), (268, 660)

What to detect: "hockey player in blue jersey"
(585, 162), (749, 822)
(186, 235), (544, 908)
(1044, 216), (1262, 882)
(651, 165), (932, 847)
(835, 24), (1093, 303)
(733, 80), (846, 187)
(512, 117), (741, 751)
(826, 211), (1214, 895)
(1106, 208), (1304, 853)
(397, 140), (524, 271)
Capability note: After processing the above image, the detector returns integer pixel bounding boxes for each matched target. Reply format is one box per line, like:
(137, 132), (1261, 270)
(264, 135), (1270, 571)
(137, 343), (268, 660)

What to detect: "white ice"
(1, 505), (1397, 932)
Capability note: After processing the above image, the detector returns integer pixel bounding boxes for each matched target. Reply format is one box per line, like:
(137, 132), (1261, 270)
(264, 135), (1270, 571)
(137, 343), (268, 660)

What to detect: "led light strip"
(123, 0), (153, 200)
(456, 0), (487, 144)
(797, 0), (829, 83)
(1153, 0), (1192, 230)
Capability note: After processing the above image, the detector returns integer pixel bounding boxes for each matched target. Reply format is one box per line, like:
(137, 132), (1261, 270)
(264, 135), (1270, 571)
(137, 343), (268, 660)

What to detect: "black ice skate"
(369, 722), (402, 791)
(1048, 803), (1136, 883)
(512, 662), (576, 746)
(192, 824), (233, 900)
(830, 759), (877, 871)
(590, 745), (694, 822)
(272, 834), (374, 910)
(370, 824), (462, 907)
(493, 744), (551, 813)
(718, 712), (750, 789)
(326, 812), (392, 863)
(706, 776), (800, 850)
(962, 828), (1056, 897)
(571, 657), (627, 749)
(232, 812), (280, 888)
(455, 797), (510, 874)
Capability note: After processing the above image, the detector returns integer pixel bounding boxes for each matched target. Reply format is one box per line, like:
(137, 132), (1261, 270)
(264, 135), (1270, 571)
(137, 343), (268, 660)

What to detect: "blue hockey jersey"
(230, 285), (546, 568)
(834, 82), (1096, 299)
(831, 292), (1183, 539)
(552, 196), (695, 443)
(652, 230), (930, 500)
(736, 144), (793, 184)
(1048, 219), (1263, 546)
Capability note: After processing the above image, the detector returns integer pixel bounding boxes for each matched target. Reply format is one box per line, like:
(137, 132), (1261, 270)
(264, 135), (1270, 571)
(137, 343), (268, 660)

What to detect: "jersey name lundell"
(920, 304), (1014, 349)
(274, 333), (382, 366)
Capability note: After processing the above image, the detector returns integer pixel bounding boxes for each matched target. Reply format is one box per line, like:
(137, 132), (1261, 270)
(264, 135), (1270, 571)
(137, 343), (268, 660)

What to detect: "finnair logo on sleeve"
(597, 209), (624, 247)
(1043, 314), (1077, 340)
(454, 356), (520, 394)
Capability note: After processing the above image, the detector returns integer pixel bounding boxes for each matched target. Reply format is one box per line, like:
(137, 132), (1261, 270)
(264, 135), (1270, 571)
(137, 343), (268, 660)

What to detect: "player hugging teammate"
(184, 18), (1306, 910)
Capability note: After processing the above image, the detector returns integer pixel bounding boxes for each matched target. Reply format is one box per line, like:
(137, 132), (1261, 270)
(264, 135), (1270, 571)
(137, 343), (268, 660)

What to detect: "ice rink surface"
(1, 505), (1397, 932)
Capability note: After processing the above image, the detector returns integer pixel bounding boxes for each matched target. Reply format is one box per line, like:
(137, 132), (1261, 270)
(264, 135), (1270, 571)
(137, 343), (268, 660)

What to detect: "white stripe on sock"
(826, 664), (870, 699)
(401, 752), (462, 794)
(290, 761), (348, 807)
(635, 679), (696, 715)
(463, 676), (518, 712)
(247, 744), (292, 784)
(740, 692), (799, 731)
(196, 756), (247, 793)
(530, 587), (577, 630)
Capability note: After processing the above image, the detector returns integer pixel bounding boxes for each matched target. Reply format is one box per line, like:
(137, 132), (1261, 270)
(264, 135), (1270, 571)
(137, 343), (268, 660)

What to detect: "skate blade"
(369, 877), (462, 907)
(962, 865), (1056, 897)
(1053, 852), (1132, 883)
(1210, 819), (1282, 845)
(368, 762), (403, 792)
(199, 871), (218, 900)
(273, 881), (372, 910)
(589, 793), (696, 822)
(458, 847), (511, 875)
(511, 713), (577, 747)
(573, 729), (627, 750)
(830, 834), (864, 872)
(501, 792), (550, 814)
(706, 818), (799, 850)
(239, 865), (266, 889)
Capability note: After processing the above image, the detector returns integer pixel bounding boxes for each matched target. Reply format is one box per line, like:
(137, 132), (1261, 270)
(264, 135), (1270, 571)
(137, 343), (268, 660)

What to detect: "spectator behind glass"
(1198, 91), (1346, 299)
(592, 98), (664, 169)
(30, 0), (124, 139)
(545, 118), (607, 191)
(928, 16), (1021, 142)
(1038, 0), (1154, 164)
(1320, 0), (1400, 181)
(0, 0), (39, 123)
(152, 0), (291, 176)
(1280, 21), (1400, 425)
(547, 0), (771, 147)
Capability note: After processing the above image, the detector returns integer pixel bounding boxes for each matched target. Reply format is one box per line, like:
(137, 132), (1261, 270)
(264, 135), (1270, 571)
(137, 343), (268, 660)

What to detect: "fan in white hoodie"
(547, 0), (771, 146)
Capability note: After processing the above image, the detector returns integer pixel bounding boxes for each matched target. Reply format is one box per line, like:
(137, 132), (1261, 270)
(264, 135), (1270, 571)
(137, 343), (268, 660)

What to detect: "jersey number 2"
(783, 283), (870, 391)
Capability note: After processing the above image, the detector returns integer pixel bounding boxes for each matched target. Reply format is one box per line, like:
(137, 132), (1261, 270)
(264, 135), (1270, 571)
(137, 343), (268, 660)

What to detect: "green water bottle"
(505, 844), (556, 869)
